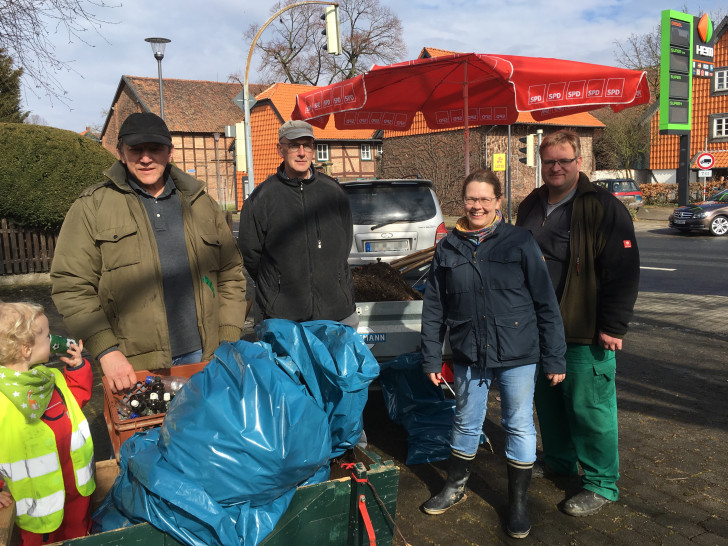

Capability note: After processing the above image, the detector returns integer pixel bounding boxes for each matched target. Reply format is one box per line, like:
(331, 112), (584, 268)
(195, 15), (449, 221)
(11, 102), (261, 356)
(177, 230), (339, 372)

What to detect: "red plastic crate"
(102, 362), (207, 461)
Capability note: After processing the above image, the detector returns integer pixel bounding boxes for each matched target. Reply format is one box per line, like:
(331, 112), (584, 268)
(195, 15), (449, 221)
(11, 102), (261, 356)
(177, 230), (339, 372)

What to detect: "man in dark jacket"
(238, 120), (356, 326)
(516, 129), (639, 517)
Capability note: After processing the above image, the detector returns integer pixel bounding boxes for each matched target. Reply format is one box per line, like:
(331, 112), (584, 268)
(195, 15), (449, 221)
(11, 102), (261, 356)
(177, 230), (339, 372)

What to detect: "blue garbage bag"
(94, 320), (376, 545)
(95, 427), (299, 546)
(256, 319), (379, 457)
(379, 353), (483, 465)
(158, 340), (332, 506)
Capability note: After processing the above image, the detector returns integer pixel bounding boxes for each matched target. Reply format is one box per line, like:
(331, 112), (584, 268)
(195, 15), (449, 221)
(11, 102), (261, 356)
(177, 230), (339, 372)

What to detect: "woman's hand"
(546, 373), (565, 386)
(428, 372), (443, 387)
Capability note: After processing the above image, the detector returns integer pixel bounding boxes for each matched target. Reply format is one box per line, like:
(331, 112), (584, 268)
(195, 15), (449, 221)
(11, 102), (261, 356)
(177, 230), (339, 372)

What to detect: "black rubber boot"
(422, 452), (473, 515)
(506, 460), (533, 539)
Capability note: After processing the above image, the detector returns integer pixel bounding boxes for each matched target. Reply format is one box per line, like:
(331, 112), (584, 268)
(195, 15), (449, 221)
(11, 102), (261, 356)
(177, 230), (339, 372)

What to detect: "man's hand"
(598, 331), (623, 351)
(99, 350), (137, 393)
(428, 372), (443, 387)
(546, 373), (565, 386)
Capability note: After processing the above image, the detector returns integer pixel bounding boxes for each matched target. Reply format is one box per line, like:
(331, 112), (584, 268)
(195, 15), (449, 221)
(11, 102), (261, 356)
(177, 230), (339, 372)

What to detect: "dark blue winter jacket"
(421, 221), (566, 375)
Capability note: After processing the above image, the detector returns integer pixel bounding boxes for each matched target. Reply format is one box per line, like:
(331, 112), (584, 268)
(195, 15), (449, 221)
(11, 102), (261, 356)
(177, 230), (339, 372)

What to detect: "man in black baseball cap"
(51, 111), (246, 392)
(115, 112), (174, 195)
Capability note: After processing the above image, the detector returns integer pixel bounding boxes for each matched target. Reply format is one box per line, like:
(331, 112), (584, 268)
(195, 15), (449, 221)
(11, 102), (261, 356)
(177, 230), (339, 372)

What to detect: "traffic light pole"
(243, 1), (339, 198)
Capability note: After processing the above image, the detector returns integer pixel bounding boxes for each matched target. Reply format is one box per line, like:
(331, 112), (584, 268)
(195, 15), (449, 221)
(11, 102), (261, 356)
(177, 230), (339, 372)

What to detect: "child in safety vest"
(0, 302), (95, 545)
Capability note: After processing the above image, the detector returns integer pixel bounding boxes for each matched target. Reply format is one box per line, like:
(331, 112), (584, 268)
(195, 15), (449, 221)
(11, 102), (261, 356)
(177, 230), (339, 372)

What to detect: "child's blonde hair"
(0, 302), (45, 364)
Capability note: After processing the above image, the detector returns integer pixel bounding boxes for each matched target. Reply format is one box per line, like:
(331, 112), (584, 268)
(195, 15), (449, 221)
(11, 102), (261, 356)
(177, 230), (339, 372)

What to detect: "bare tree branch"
(0, 0), (118, 104)
(232, 0), (405, 86)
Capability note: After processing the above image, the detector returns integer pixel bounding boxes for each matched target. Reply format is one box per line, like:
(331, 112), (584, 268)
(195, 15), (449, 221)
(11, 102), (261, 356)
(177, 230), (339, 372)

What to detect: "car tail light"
(435, 222), (447, 243)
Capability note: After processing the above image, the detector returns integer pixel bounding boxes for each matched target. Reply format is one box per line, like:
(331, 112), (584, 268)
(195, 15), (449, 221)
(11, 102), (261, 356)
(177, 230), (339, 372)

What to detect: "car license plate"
(674, 219), (686, 224)
(365, 240), (409, 252)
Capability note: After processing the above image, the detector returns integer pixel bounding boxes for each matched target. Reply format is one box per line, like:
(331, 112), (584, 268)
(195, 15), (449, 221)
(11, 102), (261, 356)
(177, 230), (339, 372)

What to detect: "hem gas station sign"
(659, 10), (714, 134)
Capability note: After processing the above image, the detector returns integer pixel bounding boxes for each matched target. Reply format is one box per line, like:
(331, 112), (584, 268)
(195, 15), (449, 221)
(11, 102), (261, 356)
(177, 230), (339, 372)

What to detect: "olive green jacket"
(50, 162), (246, 370)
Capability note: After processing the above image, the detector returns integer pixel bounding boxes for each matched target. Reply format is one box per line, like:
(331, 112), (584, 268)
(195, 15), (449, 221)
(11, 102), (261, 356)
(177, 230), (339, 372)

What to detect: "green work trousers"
(535, 343), (619, 501)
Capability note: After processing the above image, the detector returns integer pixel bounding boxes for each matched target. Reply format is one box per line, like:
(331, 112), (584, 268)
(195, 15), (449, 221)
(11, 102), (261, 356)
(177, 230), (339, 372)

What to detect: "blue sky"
(18, 0), (728, 132)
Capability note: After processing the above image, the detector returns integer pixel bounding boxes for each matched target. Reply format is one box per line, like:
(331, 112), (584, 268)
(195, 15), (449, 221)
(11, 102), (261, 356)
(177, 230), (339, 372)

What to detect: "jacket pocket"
(96, 224), (140, 271)
(592, 360), (616, 404)
(445, 317), (476, 363)
(198, 230), (222, 273)
(494, 311), (538, 361)
(443, 257), (473, 319)
(487, 248), (523, 289)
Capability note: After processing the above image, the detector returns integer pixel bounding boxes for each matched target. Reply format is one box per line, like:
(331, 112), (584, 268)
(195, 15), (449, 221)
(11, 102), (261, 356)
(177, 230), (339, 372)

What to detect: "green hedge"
(0, 123), (116, 230)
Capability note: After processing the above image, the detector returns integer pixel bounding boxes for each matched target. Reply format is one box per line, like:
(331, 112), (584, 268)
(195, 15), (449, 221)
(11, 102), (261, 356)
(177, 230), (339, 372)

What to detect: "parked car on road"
(593, 178), (643, 210)
(669, 188), (728, 236)
(341, 178), (447, 265)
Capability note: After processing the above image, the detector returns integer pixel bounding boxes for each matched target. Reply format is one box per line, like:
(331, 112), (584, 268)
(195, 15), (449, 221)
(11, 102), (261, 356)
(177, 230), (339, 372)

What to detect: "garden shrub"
(639, 181), (728, 206)
(0, 123), (116, 230)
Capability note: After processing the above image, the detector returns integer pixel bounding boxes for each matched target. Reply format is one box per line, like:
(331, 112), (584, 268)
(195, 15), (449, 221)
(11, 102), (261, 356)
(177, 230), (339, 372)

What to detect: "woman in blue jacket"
(420, 169), (566, 539)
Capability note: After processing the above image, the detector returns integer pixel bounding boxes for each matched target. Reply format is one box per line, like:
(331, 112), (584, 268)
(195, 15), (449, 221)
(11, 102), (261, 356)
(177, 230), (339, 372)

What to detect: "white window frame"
(361, 144), (372, 161)
(714, 116), (728, 138)
(715, 68), (728, 92)
(316, 143), (329, 162)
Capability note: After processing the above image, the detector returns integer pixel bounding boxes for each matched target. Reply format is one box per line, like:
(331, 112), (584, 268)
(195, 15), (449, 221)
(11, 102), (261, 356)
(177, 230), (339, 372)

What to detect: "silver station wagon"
(341, 178), (447, 265)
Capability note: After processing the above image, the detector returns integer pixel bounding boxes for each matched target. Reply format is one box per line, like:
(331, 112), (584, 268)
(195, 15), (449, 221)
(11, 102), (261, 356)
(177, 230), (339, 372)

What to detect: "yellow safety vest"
(0, 368), (95, 534)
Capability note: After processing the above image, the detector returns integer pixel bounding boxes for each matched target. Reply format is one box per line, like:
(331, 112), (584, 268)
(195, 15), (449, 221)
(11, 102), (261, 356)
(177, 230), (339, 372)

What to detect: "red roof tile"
(123, 76), (267, 133)
(419, 47), (460, 58)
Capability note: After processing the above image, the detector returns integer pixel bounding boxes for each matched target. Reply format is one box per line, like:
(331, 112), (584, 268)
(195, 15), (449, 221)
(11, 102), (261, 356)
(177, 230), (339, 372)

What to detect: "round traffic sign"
(697, 152), (715, 170)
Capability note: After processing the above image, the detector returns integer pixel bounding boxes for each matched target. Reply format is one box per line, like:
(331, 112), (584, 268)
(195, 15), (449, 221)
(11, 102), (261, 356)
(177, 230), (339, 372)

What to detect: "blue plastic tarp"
(378, 353), (485, 465)
(256, 320), (379, 457)
(93, 320), (378, 546)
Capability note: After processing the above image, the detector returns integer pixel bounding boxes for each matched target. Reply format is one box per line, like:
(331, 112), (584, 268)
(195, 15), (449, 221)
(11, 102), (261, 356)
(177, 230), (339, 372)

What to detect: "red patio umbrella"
(291, 53), (650, 173)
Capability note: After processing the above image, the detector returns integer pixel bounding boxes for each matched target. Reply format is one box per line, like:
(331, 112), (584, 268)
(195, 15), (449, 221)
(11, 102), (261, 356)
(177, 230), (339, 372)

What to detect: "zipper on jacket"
(301, 181), (315, 316)
(575, 222), (581, 275)
(315, 214), (321, 249)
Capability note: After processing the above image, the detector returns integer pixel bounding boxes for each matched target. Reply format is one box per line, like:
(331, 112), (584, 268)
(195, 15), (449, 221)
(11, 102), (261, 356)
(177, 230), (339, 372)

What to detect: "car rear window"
(617, 180), (640, 192)
(344, 184), (438, 224)
(595, 180), (640, 193)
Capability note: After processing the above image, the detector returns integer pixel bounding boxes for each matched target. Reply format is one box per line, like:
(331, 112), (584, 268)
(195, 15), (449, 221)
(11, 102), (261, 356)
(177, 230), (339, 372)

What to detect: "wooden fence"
(0, 219), (58, 275)
(1, 212), (233, 276)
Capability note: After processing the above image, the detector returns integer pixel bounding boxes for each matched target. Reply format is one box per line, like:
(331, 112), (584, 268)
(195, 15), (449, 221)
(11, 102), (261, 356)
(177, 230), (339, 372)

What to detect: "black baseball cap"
(118, 112), (172, 146)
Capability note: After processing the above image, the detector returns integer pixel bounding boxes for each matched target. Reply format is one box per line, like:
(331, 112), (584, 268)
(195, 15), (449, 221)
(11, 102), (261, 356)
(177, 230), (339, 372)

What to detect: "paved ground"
(1, 206), (726, 545)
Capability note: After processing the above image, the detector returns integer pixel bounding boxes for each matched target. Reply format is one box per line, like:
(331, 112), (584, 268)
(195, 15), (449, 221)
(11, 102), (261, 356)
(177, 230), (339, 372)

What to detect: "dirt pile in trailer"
(352, 262), (422, 302)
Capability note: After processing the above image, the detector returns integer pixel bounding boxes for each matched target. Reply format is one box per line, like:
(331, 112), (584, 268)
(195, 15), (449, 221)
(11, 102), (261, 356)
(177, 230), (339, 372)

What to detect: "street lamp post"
(145, 37), (171, 120)
(243, 2), (338, 198)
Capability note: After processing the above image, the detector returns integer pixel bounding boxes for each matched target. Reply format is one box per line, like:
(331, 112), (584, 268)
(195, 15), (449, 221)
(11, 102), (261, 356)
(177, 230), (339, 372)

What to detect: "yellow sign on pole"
(492, 153), (506, 172)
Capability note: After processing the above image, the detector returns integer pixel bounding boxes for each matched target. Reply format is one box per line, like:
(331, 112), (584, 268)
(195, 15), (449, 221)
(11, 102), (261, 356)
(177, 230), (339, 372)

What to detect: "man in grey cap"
(51, 112), (246, 392)
(238, 120), (356, 326)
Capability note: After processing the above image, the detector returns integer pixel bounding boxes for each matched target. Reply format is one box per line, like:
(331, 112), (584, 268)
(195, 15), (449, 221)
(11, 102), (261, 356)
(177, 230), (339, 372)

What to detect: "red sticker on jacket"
(623, 240), (632, 248)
